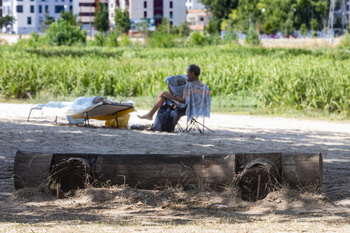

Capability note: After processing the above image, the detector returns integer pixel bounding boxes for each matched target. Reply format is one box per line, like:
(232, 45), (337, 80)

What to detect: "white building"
(2, 0), (73, 34)
(108, 0), (186, 30)
(185, 0), (205, 10)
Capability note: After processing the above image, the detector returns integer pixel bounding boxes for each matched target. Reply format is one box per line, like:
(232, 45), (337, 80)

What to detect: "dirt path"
(1, 103), (350, 231)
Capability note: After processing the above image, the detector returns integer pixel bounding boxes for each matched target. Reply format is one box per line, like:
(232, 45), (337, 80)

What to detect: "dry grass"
(3, 184), (348, 232)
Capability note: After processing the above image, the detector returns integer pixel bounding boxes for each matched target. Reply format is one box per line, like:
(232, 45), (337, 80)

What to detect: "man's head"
(187, 64), (200, 81)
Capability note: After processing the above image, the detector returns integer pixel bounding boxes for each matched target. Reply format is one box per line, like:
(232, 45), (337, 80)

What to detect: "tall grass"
(1, 45), (350, 115)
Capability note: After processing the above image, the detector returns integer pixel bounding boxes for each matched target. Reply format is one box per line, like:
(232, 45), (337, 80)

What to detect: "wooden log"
(282, 153), (323, 188)
(94, 154), (236, 189)
(14, 151), (53, 190)
(13, 152), (323, 194)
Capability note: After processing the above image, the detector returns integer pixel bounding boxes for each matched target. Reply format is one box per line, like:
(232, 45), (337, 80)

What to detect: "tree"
(114, 9), (131, 34)
(300, 23), (308, 37)
(46, 18), (86, 46)
(94, 2), (109, 33)
(61, 10), (81, 27)
(310, 18), (318, 37)
(200, 0), (238, 32)
(179, 22), (190, 37)
(136, 18), (149, 38)
(0, 15), (15, 31)
(41, 10), (55, 32)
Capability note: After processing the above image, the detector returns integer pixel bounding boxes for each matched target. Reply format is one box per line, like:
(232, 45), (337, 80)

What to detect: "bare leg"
(138, 91), (174, 120)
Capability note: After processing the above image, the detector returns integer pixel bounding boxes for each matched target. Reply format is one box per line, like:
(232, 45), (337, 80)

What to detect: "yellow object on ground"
(92, 108), (134, 128)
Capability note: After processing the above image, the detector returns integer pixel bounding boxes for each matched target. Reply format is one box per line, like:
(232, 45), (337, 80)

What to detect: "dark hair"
(188, 64), (200, 76)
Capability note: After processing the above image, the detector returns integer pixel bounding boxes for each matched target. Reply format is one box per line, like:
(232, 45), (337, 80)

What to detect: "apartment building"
(185, 0), (204, 10)
(1, 0), (3, 17)
(108, 0), (186, 30)
(186, 0), (207, 31)
(2, 0), (73, 34)
(73, 0), (108, 36)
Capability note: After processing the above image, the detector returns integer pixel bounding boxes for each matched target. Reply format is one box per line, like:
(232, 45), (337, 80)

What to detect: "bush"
(106, 31), (118, 47)
(245, 28), (260, 46)
(189, 31), (206, 46)
(94, 32), (106, 47)
(338, 32), (350, 48)
(46, 19), (86, 46)
(146, 32), (176, 48)
(223, 28), (238, 44)
(120, 33), (132, 47)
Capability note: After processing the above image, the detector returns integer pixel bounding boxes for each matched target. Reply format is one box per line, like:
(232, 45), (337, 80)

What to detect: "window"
(144, 11), (147, 18)
(17, 0), (23, 1)
(70, 6), (72, 10)
(39, 5), (42, 13)
(199, 17), (204, 22)
(30, 5), (34, 13)
(170, 21), (173, 26)
(170, 1), (173, 9)
(27, 17), (32, 25)
(55, 5), (64, 13)
(169, 11), (173, 19)
(45, 5), (48, 12)
(144, 1), (147, 8)
(16, 5), (23, 13)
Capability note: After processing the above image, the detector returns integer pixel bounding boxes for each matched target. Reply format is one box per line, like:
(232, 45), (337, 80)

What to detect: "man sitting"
(138, 64), (210, 122)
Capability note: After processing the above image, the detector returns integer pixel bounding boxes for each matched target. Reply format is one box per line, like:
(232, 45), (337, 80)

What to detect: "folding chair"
(178, 82), (213, 134)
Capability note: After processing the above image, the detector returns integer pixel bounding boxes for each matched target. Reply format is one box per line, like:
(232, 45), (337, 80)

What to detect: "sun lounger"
(28, 96), (135, 128)
(68, 102), (134, 128)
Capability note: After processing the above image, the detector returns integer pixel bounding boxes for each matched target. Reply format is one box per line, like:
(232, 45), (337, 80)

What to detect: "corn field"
(1, 45), (350, 114)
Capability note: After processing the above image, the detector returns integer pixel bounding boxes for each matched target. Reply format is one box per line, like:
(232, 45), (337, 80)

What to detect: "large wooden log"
(13, 151), (323, 194)
(14, 151), (53, 189)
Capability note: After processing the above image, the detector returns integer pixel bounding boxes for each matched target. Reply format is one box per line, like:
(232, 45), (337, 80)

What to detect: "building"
(186, 0), (208, 31)
(1, 0), (3, 17)
(185, 0), (204, 10)
(74, 0), (108, 36)
(187, 9), (208, 31)
(2, 0), (73, 34)
(109, 0), (186, 30)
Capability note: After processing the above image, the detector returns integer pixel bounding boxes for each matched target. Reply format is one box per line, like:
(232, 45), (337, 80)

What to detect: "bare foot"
(138, 113), (153, 120)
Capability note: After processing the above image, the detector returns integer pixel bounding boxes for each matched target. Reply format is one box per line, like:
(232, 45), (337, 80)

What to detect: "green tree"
(179, 22), (190, 37)
(94, 2), (109, 33)
(0, 15), (15, 30)
(114, 9), (131, 34)
(136, 18), (149, 38)
(300, 23), (308, 36)
(61, 10), (81, 27)
(46, 18), (86, 46)
(41, 10), (55, 32)
(236, 0), (262, 33)
(310, 18), (318, 37)
(200, 0), (238, 32)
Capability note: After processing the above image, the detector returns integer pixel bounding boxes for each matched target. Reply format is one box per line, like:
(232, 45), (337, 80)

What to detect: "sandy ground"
(1, 103), (350, 231)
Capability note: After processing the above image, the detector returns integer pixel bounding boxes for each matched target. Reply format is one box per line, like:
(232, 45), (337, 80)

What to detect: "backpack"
(152, 100), (186, 132)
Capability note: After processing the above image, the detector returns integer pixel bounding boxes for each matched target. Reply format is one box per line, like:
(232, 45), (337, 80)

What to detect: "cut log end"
(48, 158), (91, 195)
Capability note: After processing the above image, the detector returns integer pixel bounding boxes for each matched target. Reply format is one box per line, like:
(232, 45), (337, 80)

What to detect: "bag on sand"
(152, 99), (186, 132)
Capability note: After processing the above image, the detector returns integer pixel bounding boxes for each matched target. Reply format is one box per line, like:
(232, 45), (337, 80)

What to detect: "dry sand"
(1, 103), (350, 232)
